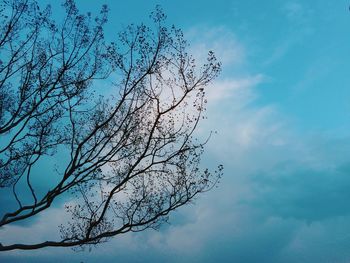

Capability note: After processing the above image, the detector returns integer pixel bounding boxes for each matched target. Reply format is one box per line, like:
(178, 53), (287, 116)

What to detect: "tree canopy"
(0, 0), (222, 251)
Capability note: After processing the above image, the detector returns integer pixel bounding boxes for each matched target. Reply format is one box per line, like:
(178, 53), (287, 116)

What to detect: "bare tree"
(0, 0), (222, 251)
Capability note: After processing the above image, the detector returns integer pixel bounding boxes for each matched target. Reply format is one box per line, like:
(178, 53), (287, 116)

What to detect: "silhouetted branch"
(0, 1), (222, 251)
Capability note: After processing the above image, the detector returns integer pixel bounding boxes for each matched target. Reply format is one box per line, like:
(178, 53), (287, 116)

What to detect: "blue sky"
(2, 0), (350, 262)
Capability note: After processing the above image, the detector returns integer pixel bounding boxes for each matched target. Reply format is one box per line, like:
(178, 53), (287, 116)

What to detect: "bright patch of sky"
(2, 0), (350, 262)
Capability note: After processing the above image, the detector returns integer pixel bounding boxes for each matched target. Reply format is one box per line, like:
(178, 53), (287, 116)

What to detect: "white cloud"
(186, 26), (246, 69)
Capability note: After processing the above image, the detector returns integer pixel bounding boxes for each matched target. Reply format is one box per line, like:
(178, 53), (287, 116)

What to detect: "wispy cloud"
(186, 26), (246, 69)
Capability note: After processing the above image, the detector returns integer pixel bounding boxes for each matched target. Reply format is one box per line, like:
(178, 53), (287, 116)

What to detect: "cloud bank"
(2, 24), (350, 263)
